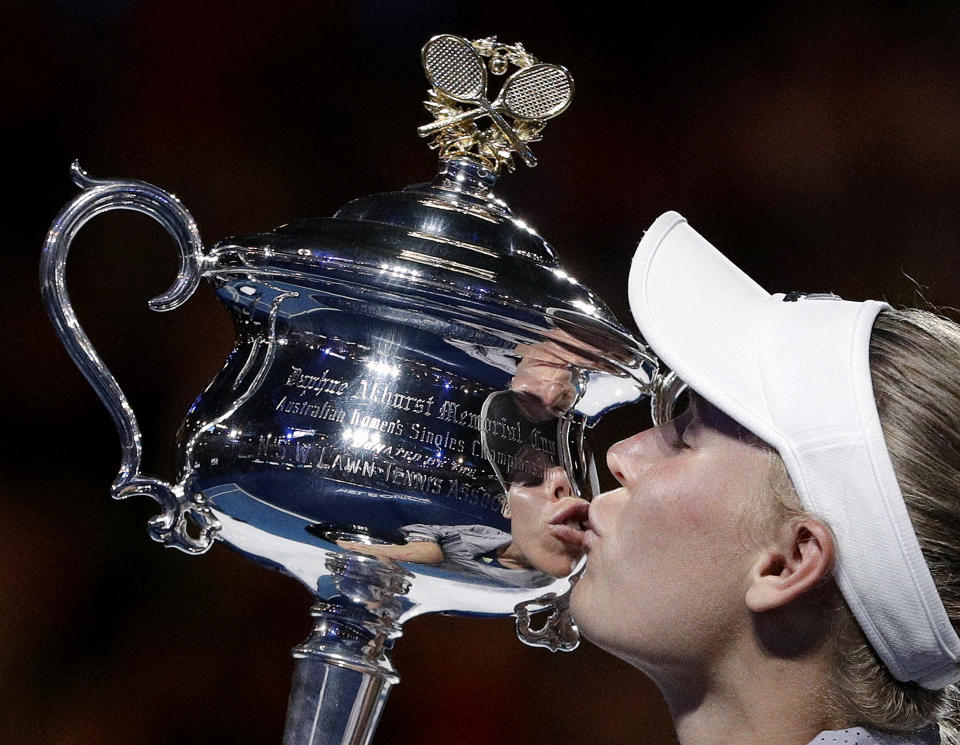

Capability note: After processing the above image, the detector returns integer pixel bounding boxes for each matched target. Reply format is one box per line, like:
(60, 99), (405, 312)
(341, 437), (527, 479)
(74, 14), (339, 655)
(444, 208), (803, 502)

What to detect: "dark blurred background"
(5, 2), (960, 744)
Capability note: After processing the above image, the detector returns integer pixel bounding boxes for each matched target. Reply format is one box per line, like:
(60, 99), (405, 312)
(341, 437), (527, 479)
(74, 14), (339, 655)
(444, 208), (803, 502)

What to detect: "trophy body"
(184, 163), (645, 609)
(41, 36), (665, 745)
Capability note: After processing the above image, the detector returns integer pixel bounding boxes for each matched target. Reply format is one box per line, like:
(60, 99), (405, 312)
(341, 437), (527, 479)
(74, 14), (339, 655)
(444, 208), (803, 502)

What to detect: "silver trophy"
(41, 35), (675, 745)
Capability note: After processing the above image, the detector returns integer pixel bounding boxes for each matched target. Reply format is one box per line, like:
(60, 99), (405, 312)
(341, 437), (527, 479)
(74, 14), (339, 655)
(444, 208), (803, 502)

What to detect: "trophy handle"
(514, 586), (581, 653)
(40, 161), (219, 554)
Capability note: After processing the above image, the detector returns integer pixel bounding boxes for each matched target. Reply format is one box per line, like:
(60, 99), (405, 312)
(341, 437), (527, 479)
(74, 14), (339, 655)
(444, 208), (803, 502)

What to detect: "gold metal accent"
(419, 35), (574, 173)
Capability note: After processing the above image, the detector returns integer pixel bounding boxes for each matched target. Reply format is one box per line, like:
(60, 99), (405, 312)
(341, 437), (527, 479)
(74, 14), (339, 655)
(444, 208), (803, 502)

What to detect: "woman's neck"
(496, 542), (529, 570)
(658, 626), (840, 745)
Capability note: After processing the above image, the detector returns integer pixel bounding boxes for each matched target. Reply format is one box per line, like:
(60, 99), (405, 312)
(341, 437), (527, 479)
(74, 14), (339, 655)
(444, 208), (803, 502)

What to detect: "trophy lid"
(205, 35), (619, 332)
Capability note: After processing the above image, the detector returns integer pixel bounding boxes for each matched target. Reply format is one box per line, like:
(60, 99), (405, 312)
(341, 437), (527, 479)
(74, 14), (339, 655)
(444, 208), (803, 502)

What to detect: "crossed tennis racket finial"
(418, 34), (574, 168)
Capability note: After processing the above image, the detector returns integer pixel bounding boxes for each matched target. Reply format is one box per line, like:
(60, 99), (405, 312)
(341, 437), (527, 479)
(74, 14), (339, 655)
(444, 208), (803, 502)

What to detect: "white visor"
(628, 211), (960, 689)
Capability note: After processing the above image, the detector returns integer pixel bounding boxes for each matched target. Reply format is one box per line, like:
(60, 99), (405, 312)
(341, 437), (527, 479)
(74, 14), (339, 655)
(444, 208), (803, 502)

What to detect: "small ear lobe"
(745, 520), (835, 613)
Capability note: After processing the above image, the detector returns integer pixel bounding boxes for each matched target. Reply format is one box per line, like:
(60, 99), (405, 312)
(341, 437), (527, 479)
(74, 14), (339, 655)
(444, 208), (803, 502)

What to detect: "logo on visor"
(782, 291), (841, 302)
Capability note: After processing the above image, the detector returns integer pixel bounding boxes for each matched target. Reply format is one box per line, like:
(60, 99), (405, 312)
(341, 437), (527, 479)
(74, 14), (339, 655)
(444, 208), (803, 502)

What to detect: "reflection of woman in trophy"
(572, 213), (960, 744)
(341, 522), (549, 588)
(336, 335), (594, 581)
(502, 453), (589, 580)
(335, 452), (587, 583)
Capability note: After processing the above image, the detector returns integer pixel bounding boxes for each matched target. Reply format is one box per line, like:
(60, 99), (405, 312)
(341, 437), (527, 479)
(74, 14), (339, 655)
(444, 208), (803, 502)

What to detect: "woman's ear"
(745, 519), (835, 613)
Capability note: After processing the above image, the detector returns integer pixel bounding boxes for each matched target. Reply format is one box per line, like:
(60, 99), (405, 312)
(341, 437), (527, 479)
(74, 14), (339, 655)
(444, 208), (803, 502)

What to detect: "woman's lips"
(582, 503), (600, 552)
(548, 501), (590, 548)
(548, 522), (585, 547)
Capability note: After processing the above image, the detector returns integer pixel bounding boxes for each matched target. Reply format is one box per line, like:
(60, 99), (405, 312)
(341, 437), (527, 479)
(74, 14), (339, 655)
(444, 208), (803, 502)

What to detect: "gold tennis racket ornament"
(418, 63), (574, 133)
(418, 34), (574, 171)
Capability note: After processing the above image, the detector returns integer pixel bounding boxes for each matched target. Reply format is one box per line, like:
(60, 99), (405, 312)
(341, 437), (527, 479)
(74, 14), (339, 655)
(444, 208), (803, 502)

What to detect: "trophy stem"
(281, 651), (395, 745)
(282, 554), (409, 745)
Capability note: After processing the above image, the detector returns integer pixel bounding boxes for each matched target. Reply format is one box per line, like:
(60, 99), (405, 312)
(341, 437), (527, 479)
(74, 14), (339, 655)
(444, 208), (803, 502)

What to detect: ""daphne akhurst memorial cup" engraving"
(41, 34), (665, 745)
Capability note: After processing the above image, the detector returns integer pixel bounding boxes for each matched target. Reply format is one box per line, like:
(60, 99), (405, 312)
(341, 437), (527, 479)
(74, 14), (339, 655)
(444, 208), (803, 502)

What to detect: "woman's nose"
(606, 430), (652, 485)
(606, 436), (631, 485)
(544, 466), (572, 501)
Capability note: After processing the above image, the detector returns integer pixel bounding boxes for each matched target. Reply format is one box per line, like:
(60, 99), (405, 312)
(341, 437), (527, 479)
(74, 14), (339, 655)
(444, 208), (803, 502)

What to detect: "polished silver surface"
(180, 155), (657, 619)
(40, 34), (668, 745)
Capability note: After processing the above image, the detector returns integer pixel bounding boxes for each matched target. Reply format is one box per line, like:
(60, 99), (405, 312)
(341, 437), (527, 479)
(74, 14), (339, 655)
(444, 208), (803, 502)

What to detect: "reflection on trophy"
(41, 34), (664, 745)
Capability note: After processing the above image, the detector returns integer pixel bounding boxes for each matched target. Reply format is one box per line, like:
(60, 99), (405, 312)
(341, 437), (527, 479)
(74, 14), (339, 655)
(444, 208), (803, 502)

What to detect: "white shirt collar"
(806, 725), (940, 745)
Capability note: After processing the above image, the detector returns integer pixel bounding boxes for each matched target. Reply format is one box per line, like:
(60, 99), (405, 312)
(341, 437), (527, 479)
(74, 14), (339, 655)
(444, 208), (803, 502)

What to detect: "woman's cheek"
(622, 481), (692, 541)
(649, 459), (729, 536)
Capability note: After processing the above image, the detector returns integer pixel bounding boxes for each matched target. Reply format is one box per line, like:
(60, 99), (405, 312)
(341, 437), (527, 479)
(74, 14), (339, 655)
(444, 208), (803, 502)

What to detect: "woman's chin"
(530, 555), (578, 578)
(516, 537), (584, 578)
(569, 574), (597, 633)
(569, 574), (623, 651)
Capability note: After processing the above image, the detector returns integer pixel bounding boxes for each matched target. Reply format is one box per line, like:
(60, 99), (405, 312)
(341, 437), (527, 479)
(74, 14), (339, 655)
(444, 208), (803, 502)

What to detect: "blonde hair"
(769, 308), (960, 740)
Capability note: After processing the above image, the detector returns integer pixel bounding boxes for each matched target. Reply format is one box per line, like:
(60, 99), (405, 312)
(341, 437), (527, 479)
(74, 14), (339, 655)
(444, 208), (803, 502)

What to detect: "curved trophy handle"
(515, 585), (580, 653)
(39, 161), (219, 554)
